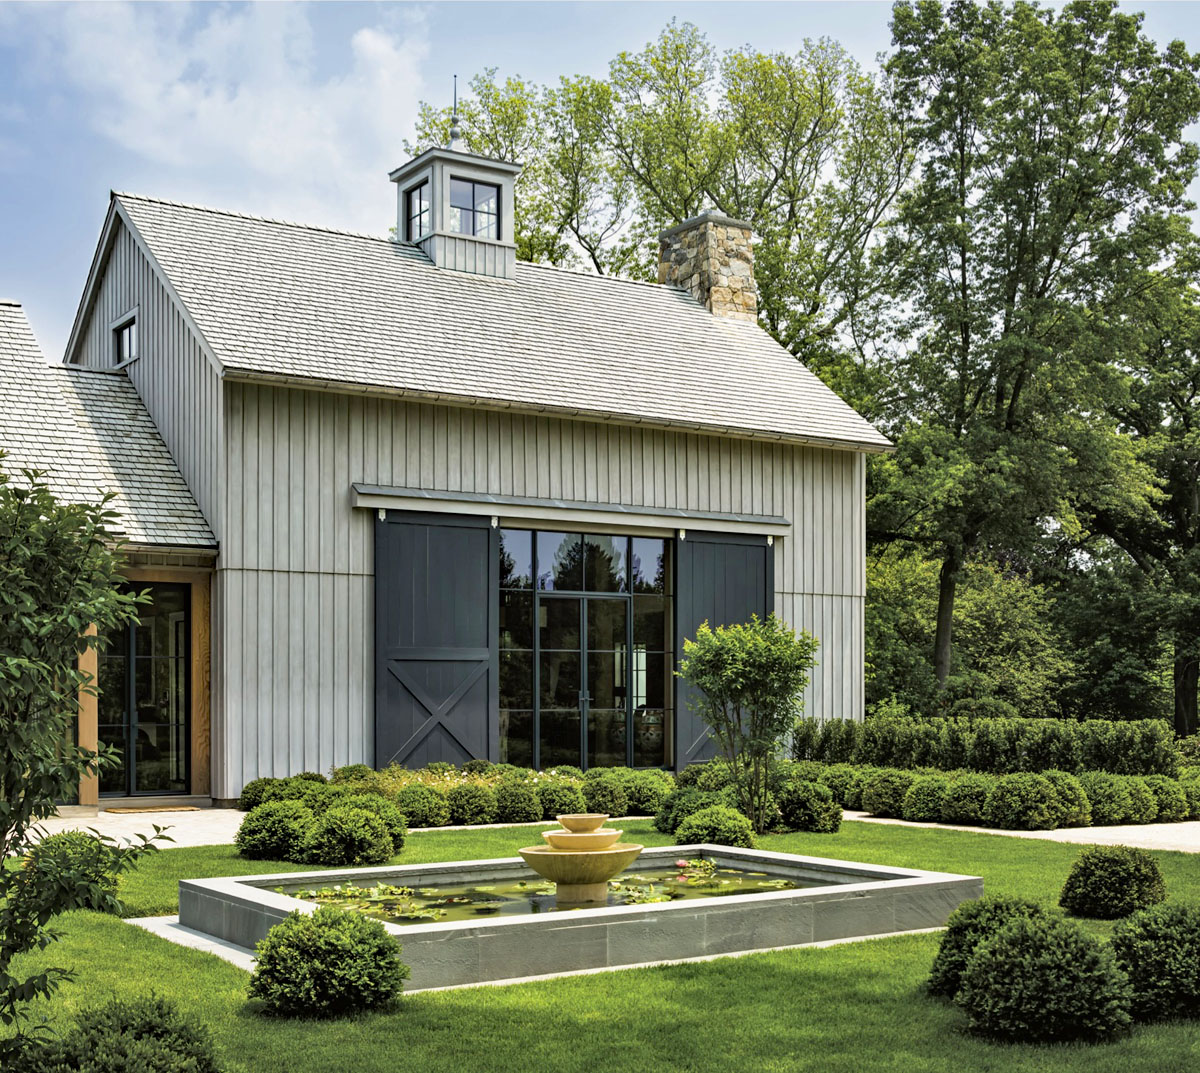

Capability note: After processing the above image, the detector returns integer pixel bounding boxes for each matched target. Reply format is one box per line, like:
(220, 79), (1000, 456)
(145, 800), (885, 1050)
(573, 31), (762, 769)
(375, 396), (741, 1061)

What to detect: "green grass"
(11, 820), (1200, 1073)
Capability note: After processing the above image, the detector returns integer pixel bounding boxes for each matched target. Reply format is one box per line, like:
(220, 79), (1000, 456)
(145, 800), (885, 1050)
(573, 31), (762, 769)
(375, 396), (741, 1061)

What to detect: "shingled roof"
(0, 301), (215, 548)
(99, 193), (890, 453)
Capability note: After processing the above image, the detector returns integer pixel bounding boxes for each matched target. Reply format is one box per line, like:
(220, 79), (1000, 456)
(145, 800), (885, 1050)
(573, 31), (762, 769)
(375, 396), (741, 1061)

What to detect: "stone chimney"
(658, 211), (757, 322)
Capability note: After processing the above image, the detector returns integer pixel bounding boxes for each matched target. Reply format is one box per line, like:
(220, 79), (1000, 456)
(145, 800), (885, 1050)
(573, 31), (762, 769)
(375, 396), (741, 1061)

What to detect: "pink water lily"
(674, 859), (689, 869)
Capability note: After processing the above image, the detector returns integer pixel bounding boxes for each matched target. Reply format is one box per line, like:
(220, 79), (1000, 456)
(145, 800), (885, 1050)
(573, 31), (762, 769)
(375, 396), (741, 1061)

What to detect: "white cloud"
(9, 2), (429, 232)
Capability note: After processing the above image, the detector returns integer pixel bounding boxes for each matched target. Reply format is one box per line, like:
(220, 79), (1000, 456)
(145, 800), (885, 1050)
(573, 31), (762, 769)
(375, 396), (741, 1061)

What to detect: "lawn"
(10, 820), (1200, 1073)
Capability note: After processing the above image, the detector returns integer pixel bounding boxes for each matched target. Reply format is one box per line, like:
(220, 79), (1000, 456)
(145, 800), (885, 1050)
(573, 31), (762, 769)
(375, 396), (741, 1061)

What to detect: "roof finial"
(448, 74), (463, 151)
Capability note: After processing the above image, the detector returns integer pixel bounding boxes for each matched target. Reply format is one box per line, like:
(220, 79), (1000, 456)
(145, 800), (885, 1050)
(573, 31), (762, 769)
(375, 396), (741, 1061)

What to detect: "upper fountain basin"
(542, 828), (621, 851)
(556, 814), (609, 833)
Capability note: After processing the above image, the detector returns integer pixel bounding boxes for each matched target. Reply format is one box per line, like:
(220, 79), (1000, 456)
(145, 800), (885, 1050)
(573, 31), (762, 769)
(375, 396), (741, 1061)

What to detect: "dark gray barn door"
(673, 532), (774, 771)
(375, 511), (498, 768)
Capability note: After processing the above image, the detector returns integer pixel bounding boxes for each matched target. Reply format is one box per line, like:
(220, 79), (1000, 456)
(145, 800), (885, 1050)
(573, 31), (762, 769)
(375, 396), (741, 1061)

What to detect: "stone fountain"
(518, 814), (644, 905)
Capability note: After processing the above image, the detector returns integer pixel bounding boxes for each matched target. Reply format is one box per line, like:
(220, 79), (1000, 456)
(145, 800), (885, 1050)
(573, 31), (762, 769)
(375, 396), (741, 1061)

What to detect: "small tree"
(678, 615), (818, 833)
(0, 460), (161, 1056)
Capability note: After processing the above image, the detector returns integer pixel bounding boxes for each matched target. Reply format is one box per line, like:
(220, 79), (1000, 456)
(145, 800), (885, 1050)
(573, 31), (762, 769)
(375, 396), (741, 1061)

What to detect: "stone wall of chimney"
(658, 211), (757, 322)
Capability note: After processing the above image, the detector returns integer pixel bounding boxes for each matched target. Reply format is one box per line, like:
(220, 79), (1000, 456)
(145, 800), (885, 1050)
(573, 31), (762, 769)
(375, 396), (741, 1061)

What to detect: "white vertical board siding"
(214, 382), (866, 796)
(70, 224), (224, 535)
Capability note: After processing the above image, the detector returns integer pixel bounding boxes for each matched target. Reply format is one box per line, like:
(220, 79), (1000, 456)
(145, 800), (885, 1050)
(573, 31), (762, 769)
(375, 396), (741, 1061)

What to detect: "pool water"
(280, 859), (803, 925)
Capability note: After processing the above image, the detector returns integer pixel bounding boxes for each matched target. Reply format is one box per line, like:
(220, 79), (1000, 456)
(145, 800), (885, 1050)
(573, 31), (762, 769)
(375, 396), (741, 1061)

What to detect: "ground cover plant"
(7, 820), (1199, 1073)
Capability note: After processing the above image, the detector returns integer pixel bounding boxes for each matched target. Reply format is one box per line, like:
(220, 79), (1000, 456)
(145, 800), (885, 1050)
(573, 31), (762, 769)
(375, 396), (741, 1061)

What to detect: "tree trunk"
(1173, 647), (1198, 738)
(934, 547), (963, 686)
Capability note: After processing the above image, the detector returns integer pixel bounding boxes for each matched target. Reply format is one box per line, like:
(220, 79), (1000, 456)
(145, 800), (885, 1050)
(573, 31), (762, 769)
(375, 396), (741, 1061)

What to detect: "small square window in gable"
(114, 319), (137, 367)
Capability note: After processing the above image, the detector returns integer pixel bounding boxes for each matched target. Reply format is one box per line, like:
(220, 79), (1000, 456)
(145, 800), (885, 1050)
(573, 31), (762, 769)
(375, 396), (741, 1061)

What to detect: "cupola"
(389, 117), (521, 279)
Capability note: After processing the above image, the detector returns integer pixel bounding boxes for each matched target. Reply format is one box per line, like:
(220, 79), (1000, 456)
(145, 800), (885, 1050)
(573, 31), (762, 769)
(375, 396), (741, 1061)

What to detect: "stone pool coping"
(179, 845), (982, 991)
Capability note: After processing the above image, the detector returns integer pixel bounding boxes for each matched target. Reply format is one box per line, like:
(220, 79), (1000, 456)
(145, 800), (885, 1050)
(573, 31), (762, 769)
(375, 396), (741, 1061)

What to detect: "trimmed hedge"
(536, 778), (587, 820)
(303, 807), (393, 867)
(393, 784), (450, 828)
(1059, 846), (1167, 919)
(675, 805), (754, 848)
(861, 769), (916, 817)
(981, 773), (1060, 831)
(445, 783), (498, 826)
(939, 772), (992, 825)
(494, 780), (543, 823)
(777, 780), (841, 833)
(928, 895), (1045, 998)
(793, 715), (1180, 777)
(902, 774), (950, 823)
(235, 801), (313, 861)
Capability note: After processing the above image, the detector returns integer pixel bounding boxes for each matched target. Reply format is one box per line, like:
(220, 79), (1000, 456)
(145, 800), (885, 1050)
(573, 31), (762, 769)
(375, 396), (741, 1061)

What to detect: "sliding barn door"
(374, 511), (498, 768)
(673, 532), (774, 770)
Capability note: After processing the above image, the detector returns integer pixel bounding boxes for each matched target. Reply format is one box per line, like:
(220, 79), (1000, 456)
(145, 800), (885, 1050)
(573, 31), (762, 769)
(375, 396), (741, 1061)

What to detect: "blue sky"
(2, 1), (1199, 359)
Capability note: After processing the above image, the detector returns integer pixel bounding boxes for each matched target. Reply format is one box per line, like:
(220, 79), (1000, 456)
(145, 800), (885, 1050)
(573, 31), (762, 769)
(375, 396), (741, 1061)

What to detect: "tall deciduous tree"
(873, 0), (1200, 688)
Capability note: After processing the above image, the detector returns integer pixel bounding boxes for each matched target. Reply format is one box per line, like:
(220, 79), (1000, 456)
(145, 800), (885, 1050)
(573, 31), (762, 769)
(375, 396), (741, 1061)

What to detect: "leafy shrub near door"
(235, 801), (314, 861)
(445, 782), (499, 826)
(535, 778), (586, 820)
(494, 780), (542, 823)
(392, 784), (451, 828)
(20, 994), (224, 1073)
(1059, 846), (1166, 919)
(249, 907), (408, 1018)
(303, 807), (393, 867)
(237, 777), (279, 811)
(777, 780), (841, 833)
(675, 805), (754, 848)
(956, 915), (1132, 1042)
(582, 774), (629, 818)
(1110, 903), (1200, 1022)
(19, 831), (119, 912)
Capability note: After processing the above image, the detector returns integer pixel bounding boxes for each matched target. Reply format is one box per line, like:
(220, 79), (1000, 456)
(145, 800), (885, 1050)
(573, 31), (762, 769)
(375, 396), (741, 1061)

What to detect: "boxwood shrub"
(582, 774), (629, 818)
(445, 782), (498, 826)
(1124, 777), (1160, 824)
(235, 801), (314, 861)
(23, 995), (223, 1073)
(901, 774), (950, 823)
(939, 772), (993, 825)
(675, 805), (754, 848)
(261, 777), (330, 810)
(1059, 846), (1167, 919)
(393, 783), (450, 828)
(956, 915), (1132, 1042)
(817, 763), (868, 809)
(303, 807), (393, 867)
(536, 778), (586, 820)
(338, 793), (407, 849)
(330, 763), (374, 784)
(1041, 770), (1091, 828)
(461, 758), (494, 775)
(927, 894), (1046, 998)
(1182, 778), (1200, 821)
(495, 780), (543, 823)
(237, 776), (279, 811)
(1077, 771), (1135, 826)
(653, 788), (722, 834)
(778, 780), (841, 833)
(623, 771), (675, 816)
(981, 773), (1060, 831)
(861, 769), (916, 817)
(1142, 774), (1189, 824)
(249, 906), (408, 1017)
(1110, 903), (1200, 1022)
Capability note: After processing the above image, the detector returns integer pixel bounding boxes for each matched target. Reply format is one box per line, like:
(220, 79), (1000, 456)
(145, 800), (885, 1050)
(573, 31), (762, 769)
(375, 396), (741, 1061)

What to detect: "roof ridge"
(114, 191), (406, 247)
(0, 298), (23, 307)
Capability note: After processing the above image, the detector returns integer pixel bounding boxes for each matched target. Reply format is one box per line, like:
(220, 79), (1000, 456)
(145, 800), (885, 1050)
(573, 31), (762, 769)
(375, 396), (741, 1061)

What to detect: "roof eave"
(221, 366), (894, 454)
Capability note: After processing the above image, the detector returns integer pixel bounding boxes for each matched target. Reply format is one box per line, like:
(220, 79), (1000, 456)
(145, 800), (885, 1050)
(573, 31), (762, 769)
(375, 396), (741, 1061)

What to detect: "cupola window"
(449, 178), (499, 240)
(405, 181), (430, 240)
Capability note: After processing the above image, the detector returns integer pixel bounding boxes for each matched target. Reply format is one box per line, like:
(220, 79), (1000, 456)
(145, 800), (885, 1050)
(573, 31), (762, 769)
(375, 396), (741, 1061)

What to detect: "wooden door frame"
(77, 566), (212, 803)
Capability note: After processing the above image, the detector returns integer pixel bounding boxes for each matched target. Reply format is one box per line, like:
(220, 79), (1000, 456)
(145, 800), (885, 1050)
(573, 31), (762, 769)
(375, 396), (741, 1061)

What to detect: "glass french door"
(97, 583), (190, 795)
(498, 529), (673, 770)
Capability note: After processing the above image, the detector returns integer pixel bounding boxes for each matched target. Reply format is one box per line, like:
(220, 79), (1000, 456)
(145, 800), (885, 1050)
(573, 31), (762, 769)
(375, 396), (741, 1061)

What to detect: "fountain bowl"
(518, 842), (644, 904)
(556, 813), (609, 833)
(542, 828), (621, 851)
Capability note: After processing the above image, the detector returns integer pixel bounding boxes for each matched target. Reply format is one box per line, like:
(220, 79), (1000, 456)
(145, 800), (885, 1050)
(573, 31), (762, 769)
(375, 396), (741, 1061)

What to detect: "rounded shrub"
(675, 805), (754, 848)
(623, 771), (674, 816)
(235, 801), (314, 862)
(21, 830), (118, 911)
(1110, 903), (1200, 1022)
(582, 774), (629, 818)
(393, 783), (450, 828)
(981, 773), (1060, 830)
(237, 776), (279, 811)
(1142, 775), (1189, 824)
(694, 760), (735, 792)
(249, 906), (408, 1018)
(653, 788), (722, 834)
(1124, 777), (1159, 824)
(674, 763), (706, 790)
(446, 782), (498, 826)
(1042, 770), (1091, 828)
(927, 894), (1046, 998)
(338, 793), (407, 849)
(461, 758), (494, 775)
(303, 806), (393, 867)
(956, 915), (1132, 1042)
(939, 772), (993, 825)
(27, 994), (223, 1073)
(261, 777), (330, 810)
(901, 774), (950, 823)
(330, 763), (374, 784)
(423, 761), (457, 776)
(494, 780), (543, 823)
(1078, 772), (1135, 826)
(1059, 845), (1167, 919)
(817, 764), (866, 809)
(544, 764), (584, 780)
(293, 771), (327, 784)
(536, 778), (586, 820)
(861, 769), (916, 818)
(1181, 779), (1200, 821)
(778, 780), (841, 833)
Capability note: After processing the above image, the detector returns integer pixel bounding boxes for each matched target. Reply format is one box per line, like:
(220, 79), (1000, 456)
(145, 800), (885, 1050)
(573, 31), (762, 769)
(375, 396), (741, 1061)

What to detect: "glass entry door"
(498, 529), (673, 770)
(97, 583), (190, 795)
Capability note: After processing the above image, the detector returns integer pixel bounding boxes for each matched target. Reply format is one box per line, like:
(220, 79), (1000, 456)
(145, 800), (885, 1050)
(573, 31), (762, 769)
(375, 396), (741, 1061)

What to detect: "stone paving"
(36, 806), (1200, 853)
